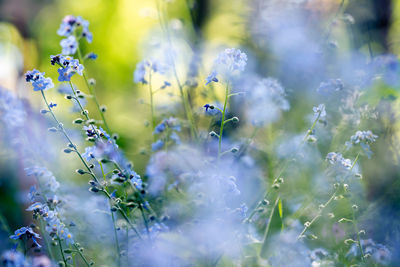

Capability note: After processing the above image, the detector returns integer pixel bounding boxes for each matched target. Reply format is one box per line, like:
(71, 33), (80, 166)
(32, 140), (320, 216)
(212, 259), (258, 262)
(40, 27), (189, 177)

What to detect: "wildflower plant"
(1, 1), (399, 266)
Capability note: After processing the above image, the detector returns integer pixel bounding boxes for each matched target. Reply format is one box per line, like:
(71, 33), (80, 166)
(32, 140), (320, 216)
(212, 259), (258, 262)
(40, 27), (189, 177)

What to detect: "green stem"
(260, 195), (280, 257)
(76, 45), (111, 133)
(73, 244), (91, 267)
(149, 70), (156, 142)
(57, 236), (68, 266)
(111, 211), (122, 267)
(218, 83), (229, 159)
(40, 90), (141, 239)
(352, 210), (365, 262)
(297, 153), (360, 239)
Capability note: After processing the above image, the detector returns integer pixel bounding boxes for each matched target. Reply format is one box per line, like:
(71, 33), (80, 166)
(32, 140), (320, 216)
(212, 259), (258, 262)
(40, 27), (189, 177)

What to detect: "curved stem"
(73, 243), (91, 267)
(76, 46), (111, 133)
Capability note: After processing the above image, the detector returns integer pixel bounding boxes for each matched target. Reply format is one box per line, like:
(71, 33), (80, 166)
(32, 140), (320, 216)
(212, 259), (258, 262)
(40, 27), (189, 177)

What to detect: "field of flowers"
(0, 0), (399, 266)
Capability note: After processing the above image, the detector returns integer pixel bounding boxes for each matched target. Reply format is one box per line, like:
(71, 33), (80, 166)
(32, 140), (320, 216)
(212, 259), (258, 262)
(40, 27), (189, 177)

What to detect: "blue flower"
(60, 227), (74, 245)
(239, 203), (248, 219)
(49, 102), (57, 109)
(215, 48), (247, 73)
(345, 130), (378, 158)
(51, 55), (84, 82)
(82, 146), (96, 161)
(1, 250), (28, 267)
(28, 186), (37, 202)
(206, 48), (247, 84)
(154, 121), (166, 134)
(25, 70), (54, 91)
(86, 52), (98, 60)
(10, 227), (41, 248)
(57, 15), (92, 43)
(205, 70), (218, 85)
(170, 132), (180, 145)
(26, 202), (44, 211)
(313, 104), (326, 120)
(60, 35), (78, 55)
(133, 60), (150, 84)
(151, 140), (164, 151)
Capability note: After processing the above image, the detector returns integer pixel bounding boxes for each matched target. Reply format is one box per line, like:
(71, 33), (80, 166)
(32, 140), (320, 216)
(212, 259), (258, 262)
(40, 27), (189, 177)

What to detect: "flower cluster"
(57, 15), (92, 55)
(206, 48), (247, 85)
(24, 167), (74, 245)
(346, 130), (378, 158)
(25, 70), (54, 91)
(152, 117), (181, 151)
(326, 152), (352, 170)
(133, 59), (169, 84)
(50, 55), (84, 82)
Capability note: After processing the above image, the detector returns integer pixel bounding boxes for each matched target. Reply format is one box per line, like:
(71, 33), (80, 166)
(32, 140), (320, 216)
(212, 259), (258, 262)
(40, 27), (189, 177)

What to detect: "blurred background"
(1, 0), (400, 265)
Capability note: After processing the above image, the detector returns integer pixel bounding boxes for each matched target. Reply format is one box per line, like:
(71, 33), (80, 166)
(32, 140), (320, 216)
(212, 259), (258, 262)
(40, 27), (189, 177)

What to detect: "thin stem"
(57, 236), (68, 266)
(352, 210), (365, 262)
(139, 205), (150, 237)
(40, 90), (141, 239)
(40, 90), (98, 183)
(218, 83), (229, 159)
(155, 0), (197, 140)
(297, 188), (338, 239)
(260, 195), (280, 257)
(111, 211), (122, 267)
(297, 153), (360, 239)
(246, 109), (323, 221)
(149, 70), (156, 142)
(76, 45), (111, 133)
(73, 243), (91, 267)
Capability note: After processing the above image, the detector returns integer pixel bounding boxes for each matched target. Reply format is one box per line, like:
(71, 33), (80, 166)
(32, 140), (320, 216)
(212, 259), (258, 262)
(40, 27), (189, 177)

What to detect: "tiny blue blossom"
(205, 70), (218, 85)
(133, 60), (150, 84)
(60, 35), (78, 55)
(313, 104), (326, 120)
(86, 52), (98, 60)
(152, 140), (164, 151)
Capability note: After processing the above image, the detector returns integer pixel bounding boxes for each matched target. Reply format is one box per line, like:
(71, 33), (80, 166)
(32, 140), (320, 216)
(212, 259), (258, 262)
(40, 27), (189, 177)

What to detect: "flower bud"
(232, 117), (239, 123)
(76, 169), (86, 175)
(73, 118), (84, 124)
(63, 148), (73, 153)
(100, 105), (107, 112)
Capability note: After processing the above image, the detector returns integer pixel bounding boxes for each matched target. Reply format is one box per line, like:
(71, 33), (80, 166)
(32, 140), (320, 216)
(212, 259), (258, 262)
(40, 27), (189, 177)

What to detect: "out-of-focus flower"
(60, 35), (78, 55)
(345, 130), (378, 158)
(313, 104), (326, 120)
(206, 48), (247, 84)
(152, 140), (164, 151)
(1, 250), (28, 267)
(57, 15), (92, 43)
(326, 152), (352, 170)
(246, 77), (289, 126)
